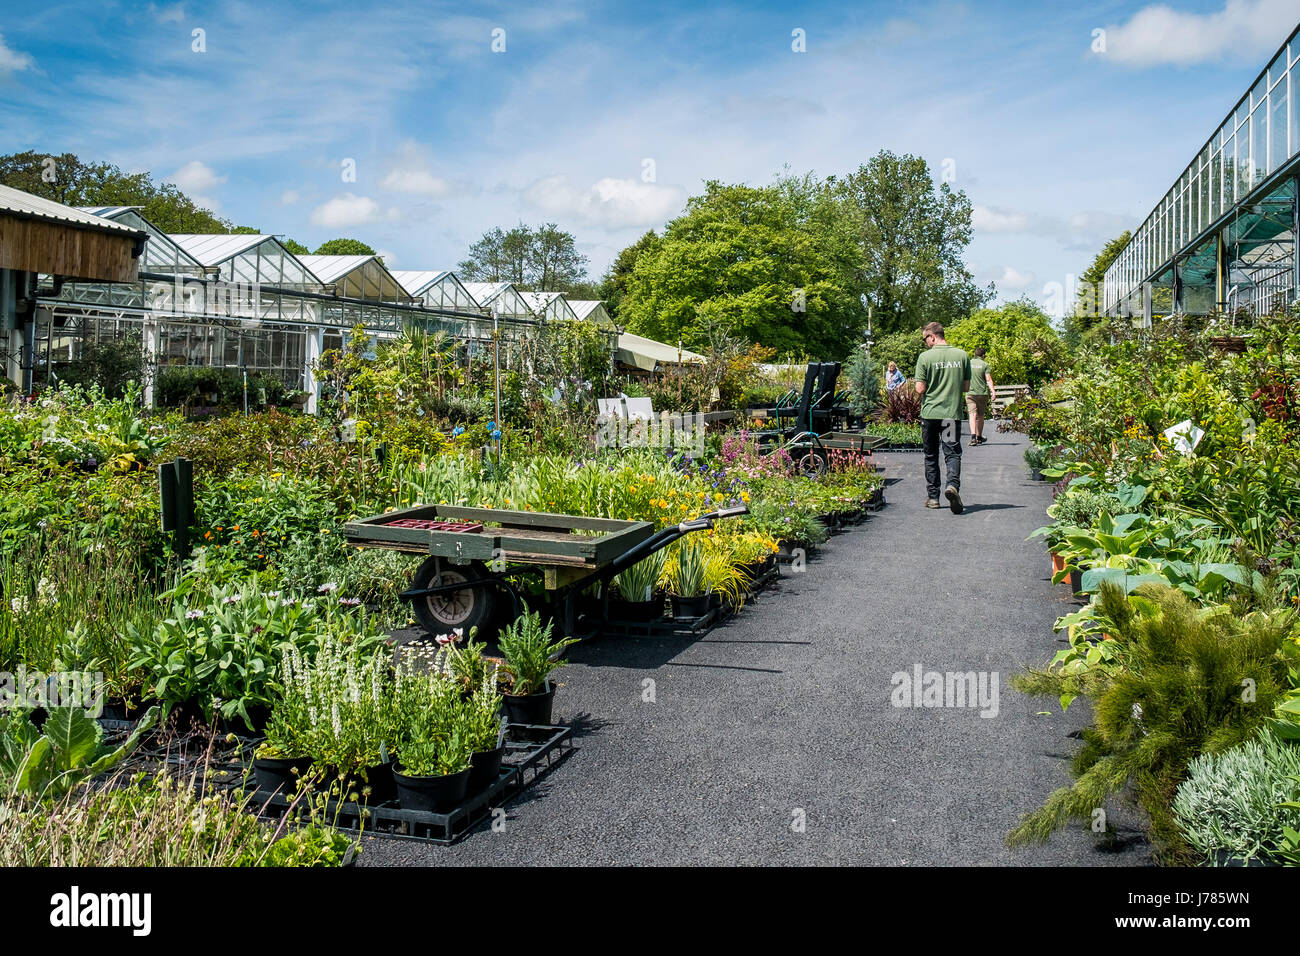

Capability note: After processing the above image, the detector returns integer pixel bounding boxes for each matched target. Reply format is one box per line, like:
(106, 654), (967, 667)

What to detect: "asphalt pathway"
(364, 426), (1153, 866)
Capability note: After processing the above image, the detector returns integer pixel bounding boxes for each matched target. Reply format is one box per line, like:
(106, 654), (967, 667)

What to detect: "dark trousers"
(922, 417), (962, 499)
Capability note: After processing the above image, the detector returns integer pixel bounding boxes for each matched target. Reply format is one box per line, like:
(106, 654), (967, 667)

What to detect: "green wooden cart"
(343, 502), (746, 639)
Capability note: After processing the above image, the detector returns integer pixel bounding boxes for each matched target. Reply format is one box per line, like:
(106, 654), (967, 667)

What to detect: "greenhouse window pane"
(1292, 71), (1300, 165)
(1252, 75), (1267, 109)
(1270, 79), (1288, 172)
(1251, 104), (1267, 186)
(1271, 50), (1287, 89)
(1210, 150), (1221, 220)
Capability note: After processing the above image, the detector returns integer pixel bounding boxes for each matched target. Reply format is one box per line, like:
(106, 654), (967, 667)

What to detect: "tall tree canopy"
(458, 223), (589, 294)
(1066, 230), (1131, 346)
(945, 297), (1067, 389)
(828, 151), (990, 336)
(612, 152), (987, 356)
(0, 150), (239, 233)
(619, 175), (861, 356)
(314, 238), (377, 256)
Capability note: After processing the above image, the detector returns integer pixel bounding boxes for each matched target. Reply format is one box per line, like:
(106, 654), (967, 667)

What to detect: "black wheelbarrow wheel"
(797, 449), (827, 478)
(410, 557), (495, 638)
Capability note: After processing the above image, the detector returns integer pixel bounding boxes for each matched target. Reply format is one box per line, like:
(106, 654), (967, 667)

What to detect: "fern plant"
(1008, 581), (1293, 862)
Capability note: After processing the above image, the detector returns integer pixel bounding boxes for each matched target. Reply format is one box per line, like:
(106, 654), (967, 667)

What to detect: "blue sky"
(1, 0), (1297, 314)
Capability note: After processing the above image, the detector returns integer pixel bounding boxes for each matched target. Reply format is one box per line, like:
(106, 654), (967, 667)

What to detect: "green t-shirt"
(968, 357), (991, 396)
(914, 344), (971, 420)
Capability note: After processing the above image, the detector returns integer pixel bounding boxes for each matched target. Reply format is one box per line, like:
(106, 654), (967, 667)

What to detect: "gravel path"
(362, 427), (1153, 866)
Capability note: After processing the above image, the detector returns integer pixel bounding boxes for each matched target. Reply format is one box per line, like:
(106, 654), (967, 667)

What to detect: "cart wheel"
(410, 558), (494, 637)
(797, 451), (827, 478)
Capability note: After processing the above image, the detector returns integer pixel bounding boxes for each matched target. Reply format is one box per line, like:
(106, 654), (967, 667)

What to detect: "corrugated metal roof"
(566, 299), (603, 320)
(0, 185), (146, 237)
(169, 233), (273, 264)
(390, 269), (453, 295)
(77, 205), (142, 220)
(298, 254), (376, 284)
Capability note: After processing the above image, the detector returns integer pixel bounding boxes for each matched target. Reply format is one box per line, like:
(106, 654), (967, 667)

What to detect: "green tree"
(458, 223), (588, 292)
(314, 238), (377, 256)
(0, 151), (237, 233)
(600, 230), (661, 319)
(281, 238), (310, 256)
(945, 297), (1068, 389)
(830, 151), (990, 335)
(620, 176), (861, 356)
(1066, 230), (1131, 347)
(871, 329), (926, 381)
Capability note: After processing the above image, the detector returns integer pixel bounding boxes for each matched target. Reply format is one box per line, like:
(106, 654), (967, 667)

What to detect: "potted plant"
(701, 547), (745, 610)
(276, 637), (396, 803)
(497, 610), (577, 726)
(464, 679), (506, 797)
(610, 551), (667, 622)
(392, 670), (473, 812)
(667, 539), (709, 618)
(252, 685), (314, 795)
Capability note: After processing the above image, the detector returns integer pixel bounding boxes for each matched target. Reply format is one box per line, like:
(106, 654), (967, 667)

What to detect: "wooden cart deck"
(343, 504), (655, 569)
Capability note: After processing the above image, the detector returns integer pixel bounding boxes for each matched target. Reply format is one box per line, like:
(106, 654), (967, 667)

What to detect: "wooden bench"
(991, 384), (1030, 416)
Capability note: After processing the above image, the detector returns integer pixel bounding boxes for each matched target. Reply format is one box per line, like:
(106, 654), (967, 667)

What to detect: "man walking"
(914, 322), (970, 514)
(966, 347), (996, 446)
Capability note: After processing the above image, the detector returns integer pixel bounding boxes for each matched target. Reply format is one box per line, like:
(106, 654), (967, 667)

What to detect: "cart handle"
(678, 504), (749, 532)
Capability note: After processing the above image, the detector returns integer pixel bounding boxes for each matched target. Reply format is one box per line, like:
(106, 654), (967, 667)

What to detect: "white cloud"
(381, 168), (451, 197)
(995, 266), (1036, 290)
(973, 205), (1031, 233)
(169, 160), (226, 193)
(279, 189), (300, 205)
(0, 34), (33, 73)
(522, 175), (684, 230)
(379, 141), (454, 198)
(375, 248), (397, 266)
(310, 194), (398, 228)
(1098, 0), (1298, 66)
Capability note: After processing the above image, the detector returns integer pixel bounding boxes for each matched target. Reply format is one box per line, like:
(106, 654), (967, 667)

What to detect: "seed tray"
(251, 723), (573, 846)
(382, 518), (484, 533)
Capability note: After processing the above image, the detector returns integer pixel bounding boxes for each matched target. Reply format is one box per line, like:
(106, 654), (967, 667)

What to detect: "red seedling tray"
(383, 518), (484, 533)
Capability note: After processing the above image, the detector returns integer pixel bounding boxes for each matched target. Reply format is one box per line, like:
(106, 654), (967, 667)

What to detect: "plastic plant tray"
(250, 723), (573, 846)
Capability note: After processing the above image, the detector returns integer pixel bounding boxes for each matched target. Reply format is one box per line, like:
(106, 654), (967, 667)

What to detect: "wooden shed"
(1, 184), (148, 391)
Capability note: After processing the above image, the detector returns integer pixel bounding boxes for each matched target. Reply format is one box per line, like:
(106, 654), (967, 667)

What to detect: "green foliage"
(1172, 728), (1300, 865)
(1066, 230), (1131, 347)
(866, 422), (921, 445)
(53, 334), (144, 399)
(194, 471), (338, 570)
(871, 329), (926, 382)
(620, 175), (863, 356)
(843, 349), (880, 417)
(127, 572), (383, 730)
(155, 365), (292, 409)
(1009, 583), (1294, 861)
(497, 610), (577, 696)
(668, 539), (708, 598)
(945, 297), (1067, 389)
(314, 238), (377, 256)
(0, 705), (157, 800)
(459, 223), (589, 294)
(614, 550), (667, 602)
(829, 151), (990, 335)
(0, 151), (241, 233)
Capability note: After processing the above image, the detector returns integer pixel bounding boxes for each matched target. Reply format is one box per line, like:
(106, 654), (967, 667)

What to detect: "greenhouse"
(568, 299), (616, 328)
(297, 255), (413, 303)
(390, 270), (482, 312)
(461, 281), (536, 321)
(1104, 24), (1300, 321)
(521, 290), (578, 323)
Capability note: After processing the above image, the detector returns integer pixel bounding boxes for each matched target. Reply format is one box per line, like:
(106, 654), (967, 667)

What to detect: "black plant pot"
(467, 745), (506, 796)
(503, 687), (555, 726)
(332, 761), (397, 802)
(671, 594), (711, 619)
(609, 596), (664, 622)
(1068, 568), (1083, 595)
(219, 704), (270, 737)
(253, 755), (315, 794)
(393, 766), (472, 813)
